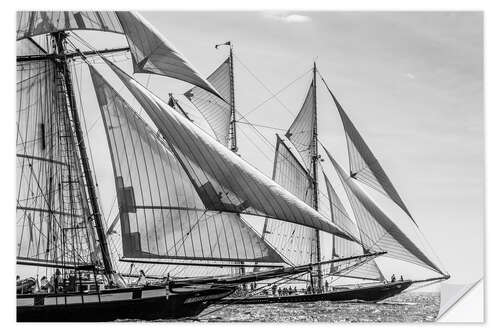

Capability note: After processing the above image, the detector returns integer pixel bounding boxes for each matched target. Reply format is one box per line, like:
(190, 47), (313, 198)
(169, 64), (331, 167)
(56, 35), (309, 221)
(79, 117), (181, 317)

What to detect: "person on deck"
(400, 275), (404, 281)
(325, 281), (329, 292)
(391, 274), (396, 282)
(271, 284), (277, 296)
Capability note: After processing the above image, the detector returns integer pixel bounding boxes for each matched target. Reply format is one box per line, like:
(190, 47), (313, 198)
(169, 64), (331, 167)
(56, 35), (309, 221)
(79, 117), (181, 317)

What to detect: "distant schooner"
(16, 11), (449, 321)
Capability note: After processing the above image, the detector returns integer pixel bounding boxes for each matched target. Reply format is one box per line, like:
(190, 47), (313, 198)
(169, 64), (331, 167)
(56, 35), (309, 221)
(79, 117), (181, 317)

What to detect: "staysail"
(321, 78), (414, 222)
(285, 81), (315, 167)
(184, 58), (232, 146)
(262, 136), (317, 265)
(89, 65), (283, 264)
(323, 173), (384, 281)
(102, 58), (357, 242)
(16, 11), (222, 99)
(16, 39), (96, 267)
(323, 147), (443, 274)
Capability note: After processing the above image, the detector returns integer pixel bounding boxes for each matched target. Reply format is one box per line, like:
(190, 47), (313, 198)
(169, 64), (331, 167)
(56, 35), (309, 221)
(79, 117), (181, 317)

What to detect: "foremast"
(52, 32), (114, 278)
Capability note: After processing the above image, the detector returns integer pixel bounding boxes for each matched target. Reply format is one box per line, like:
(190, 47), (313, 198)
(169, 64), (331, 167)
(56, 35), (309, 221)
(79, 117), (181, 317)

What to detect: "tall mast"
(216, 41), (238, 152)
(312, 62), (322, 290)
(52, 32), (114, 277)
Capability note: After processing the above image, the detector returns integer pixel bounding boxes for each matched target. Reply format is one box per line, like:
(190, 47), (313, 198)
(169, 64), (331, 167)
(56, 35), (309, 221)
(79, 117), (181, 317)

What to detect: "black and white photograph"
(7, 2), (490, 327)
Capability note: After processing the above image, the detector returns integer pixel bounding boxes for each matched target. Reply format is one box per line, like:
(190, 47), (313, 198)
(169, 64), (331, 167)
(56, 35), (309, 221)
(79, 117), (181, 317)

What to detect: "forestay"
(184, 58), (232, 146)
(323, 147), (443, 274)
(103, 58), (357, 241)
(323, 173), (384, 281)
(322, 79), (414, 222)
(89, 65), (283, 263)
(262, 136), (317, 265)
(16, 39), (96, 267)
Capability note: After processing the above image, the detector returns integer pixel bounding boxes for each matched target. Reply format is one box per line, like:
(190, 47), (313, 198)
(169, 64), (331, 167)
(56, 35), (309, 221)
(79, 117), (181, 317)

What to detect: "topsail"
(102, 58), (357, 242)
(16, 11), (223, 99)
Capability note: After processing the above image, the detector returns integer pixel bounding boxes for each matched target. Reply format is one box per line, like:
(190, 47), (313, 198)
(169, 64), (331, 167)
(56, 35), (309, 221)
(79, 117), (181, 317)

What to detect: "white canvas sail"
(115, 11), (223, 100)
(322, 79), (415, 222)
(89, 65), (283, 264)
(323, 173), (384, 281)
(323, 147), (443, 274)
(184, 58), (232, 146)
(16, 40), (97, 267)
(262, 136), (317, 265)
(17, 11), (222, 99)
(102, 58), (358, 242)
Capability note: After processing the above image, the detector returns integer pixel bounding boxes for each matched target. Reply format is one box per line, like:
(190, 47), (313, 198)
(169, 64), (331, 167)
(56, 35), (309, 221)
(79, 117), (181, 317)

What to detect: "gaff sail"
(16, 39), (97, 268)
(184, 58), (232, 146)
(89, 65), (283, 264)
(262, 136), (318, 265)
(323, 173), (384, 281)
(102, 58), (358, 242)
(16, 11), (222, 99)
(321, 78), (415, 222)
(323, 147), (443, 275)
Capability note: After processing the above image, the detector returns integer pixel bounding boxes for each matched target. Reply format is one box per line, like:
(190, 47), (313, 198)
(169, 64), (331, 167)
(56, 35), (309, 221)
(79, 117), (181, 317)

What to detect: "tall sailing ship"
(16, 11), (449, 321)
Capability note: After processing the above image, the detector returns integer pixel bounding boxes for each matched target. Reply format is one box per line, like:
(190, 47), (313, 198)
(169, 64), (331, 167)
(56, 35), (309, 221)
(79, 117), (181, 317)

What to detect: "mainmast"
(52, 32), (114, 278)
(312, 62), (322, 291)
(216, 41), (238, 152)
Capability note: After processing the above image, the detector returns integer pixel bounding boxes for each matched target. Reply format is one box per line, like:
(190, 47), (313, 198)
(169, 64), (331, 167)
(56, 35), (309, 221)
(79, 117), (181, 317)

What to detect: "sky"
(17, 11), (484, 286)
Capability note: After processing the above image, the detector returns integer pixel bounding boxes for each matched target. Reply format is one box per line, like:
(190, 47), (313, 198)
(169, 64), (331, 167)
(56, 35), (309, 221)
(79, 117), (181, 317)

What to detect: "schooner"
(16, 11), (370, 321)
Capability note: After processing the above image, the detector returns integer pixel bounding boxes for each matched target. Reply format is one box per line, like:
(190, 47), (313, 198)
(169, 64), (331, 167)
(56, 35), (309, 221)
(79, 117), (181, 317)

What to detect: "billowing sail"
(323, 147), (443, 274)
(323, 173), (384, 281)
(262, 136), (317, 265)
(89, 65), (283, 264)
(16, 40), (96, 267)
(184, 58), (232, 146)
(16, 11), (123, 40)
(322, 80), (414, 222)
(17, 11), (222, 99)
(103, 58), (357, 242)
(285, 80), (315, 167)
(115, 11), (223, 100)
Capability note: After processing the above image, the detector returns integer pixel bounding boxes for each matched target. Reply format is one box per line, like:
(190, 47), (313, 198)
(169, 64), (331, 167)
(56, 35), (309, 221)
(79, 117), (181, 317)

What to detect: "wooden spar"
(311, 61), (322, 290)
(119, 258), (285, 269)
(17, 47), (130, 62)
(52, 31), (114, 278)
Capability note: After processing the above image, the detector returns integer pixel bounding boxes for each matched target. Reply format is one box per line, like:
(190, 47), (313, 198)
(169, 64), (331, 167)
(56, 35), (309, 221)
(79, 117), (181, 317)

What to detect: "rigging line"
(235, 120), (287, 132)
(236, 64), (313, 119)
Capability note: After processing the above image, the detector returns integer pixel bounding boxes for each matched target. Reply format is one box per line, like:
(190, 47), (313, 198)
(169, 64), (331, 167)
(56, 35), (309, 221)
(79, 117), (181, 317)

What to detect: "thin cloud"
(406, 73), (416, 80)
(264, 12), (312, 23)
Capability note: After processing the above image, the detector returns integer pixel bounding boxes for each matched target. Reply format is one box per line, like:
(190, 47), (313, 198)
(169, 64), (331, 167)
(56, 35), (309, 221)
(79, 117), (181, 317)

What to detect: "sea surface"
(194, 292), (440, 323)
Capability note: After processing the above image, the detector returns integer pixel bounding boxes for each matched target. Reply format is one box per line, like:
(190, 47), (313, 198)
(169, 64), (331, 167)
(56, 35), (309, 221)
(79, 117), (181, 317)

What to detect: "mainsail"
(323, 147), (443, 275)
(321, 78), (414, 222)
(16, 39), (97, 267)
(262, 136), (317, 265)
(102, 58), (357, 242)
(89, 65), (283, 264)
(323, 173), (384, 281)
(184, 58), (232, 146)
(16, 11), (222, 99)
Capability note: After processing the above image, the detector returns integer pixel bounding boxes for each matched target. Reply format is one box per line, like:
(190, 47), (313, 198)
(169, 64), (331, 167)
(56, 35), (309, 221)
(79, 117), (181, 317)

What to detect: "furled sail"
(262, 136), (317, 265)
(115, 11), (223, 100)
(323, 173), (384, 281)
(184, 58), (232, 146)
(285, 80), (315, 167)
(103, 58), (357, 242)
(322, 79), (414, 222)
(17, 11), (222, 99)
(16, 40), (96, 267)
(89, 65), (283, 264)
(323, 147), (443, 274)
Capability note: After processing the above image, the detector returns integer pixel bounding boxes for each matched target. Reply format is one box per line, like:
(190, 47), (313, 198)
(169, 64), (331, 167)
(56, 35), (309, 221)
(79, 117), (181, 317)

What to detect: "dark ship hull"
(218, 280), (412, 305)
(17, 285), (234, 322)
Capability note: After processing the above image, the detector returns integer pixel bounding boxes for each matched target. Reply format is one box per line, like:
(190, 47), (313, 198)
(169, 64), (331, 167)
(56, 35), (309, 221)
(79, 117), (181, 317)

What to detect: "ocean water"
(195, 292), (440, 323)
